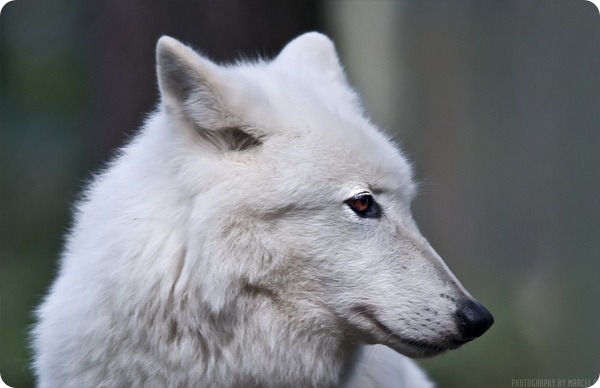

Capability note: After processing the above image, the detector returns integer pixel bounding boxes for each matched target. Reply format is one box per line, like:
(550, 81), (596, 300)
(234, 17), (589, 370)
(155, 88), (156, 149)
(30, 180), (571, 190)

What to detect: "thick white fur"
(33, 33), (476, 387)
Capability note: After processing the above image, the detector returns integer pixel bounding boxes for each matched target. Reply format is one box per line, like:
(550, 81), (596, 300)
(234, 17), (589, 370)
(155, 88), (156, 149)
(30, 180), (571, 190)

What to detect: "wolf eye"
(345, 192), (382, 218)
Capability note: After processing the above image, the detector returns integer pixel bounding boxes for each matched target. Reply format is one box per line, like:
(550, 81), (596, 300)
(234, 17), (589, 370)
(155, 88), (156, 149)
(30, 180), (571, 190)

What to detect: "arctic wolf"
(33, 32), (493, 387)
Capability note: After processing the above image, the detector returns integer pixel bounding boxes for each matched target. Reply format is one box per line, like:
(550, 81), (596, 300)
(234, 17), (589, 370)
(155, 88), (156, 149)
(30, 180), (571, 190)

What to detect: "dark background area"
(1, 1), (599, 387)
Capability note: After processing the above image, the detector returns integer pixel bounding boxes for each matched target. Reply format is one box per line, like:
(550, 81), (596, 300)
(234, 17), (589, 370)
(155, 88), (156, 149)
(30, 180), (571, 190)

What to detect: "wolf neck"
(185, 283), (358, 386)
(120, 239), (355, 385)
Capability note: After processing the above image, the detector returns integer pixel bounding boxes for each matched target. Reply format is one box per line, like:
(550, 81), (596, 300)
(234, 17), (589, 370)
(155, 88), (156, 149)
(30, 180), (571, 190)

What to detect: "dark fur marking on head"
(196, 126), (263, 151)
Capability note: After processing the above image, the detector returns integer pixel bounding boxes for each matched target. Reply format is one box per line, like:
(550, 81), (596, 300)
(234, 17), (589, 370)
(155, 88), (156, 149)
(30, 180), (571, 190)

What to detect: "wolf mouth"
(352, 305), (464, 357)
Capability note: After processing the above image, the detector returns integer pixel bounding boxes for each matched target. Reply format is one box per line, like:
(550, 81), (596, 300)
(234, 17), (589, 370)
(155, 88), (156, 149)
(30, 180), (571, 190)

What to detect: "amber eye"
(347, 195), (370, 212)
(345, 192), (382, 218)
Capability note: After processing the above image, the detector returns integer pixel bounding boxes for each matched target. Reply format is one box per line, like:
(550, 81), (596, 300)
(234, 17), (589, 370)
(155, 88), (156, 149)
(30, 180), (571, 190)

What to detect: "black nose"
(456, 299), (494, 340)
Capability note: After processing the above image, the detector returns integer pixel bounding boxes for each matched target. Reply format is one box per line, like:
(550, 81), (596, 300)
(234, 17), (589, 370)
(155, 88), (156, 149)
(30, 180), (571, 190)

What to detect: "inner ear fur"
(156, 38), (201, 104)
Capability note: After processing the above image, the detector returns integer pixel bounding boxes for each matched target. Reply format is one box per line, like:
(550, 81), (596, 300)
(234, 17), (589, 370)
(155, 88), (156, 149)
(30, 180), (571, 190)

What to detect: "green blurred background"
(1, 1), (599, 387)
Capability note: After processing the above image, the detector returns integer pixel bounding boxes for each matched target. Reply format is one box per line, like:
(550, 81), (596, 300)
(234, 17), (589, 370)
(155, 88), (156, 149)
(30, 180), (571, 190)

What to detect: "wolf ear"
(156, 37), (261, 150)
(275, 32), (361, 113)
(156, 36), (229, 129)
(275, 32), (347, 85)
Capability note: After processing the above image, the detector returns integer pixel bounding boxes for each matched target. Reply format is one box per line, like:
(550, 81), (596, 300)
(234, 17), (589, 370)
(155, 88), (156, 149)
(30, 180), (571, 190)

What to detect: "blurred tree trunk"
(84, 0), (319, 165)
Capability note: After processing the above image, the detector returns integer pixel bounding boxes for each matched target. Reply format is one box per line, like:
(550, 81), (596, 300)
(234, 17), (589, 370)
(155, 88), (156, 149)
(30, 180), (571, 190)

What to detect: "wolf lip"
(352, 306), (464, 357)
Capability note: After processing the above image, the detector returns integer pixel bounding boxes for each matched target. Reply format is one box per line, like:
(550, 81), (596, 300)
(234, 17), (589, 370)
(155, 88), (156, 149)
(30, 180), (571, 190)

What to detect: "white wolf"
(33, 32), (493, 387)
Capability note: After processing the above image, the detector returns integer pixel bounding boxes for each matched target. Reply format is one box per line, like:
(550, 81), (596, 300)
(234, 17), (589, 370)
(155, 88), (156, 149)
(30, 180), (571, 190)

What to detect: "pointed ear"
(156, 36), (228, 128)
(156, 37), (261, 151)
(275, 32), (362, 114)
(275, 32), (347, 84)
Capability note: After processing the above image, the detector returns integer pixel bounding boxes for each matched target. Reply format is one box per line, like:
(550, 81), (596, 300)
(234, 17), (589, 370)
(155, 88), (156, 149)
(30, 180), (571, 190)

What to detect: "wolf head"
(155, 32), (493, 359)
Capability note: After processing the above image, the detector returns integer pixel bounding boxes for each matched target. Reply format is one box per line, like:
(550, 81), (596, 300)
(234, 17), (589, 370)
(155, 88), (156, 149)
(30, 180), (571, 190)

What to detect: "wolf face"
(156, 32), (493, 360)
